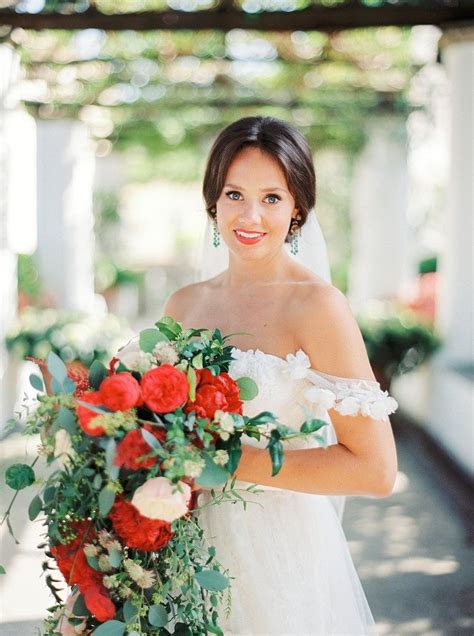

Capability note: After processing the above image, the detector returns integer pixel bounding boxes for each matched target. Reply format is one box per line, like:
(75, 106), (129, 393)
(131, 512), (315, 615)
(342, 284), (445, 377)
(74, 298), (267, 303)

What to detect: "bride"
(162, 115), (398, 635)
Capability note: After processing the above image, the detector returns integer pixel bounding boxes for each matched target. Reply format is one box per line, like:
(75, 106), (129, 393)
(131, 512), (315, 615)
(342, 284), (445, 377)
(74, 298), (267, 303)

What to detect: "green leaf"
(195, 569), (229, 591)
(93, 474), (103, 490)
(92, 620), (126, 636)
(105, 438), (119, 480)
(72, 593), (88, 617)
(236, 376), (258, 401)
(58, 407), (78, 435)
(141, 428), (161, 450)
(63, 377), (77, 395)
(28, 495), (42, 521)
(89, 360), (108, 390)
(43, 486), (56, 504)
(155, 316), (182, 340)
(46, 351), (67, 383)
(226, 437), (242, 475)
(139, 328), (168, 353)
(148, 604), (168, 628)
(196, 453), (230, 488)
(108, 548), (121, 569)
(51, 377), (63, 395)
(5, 463), (35, 490)
(86, 555), (100, 570)
(268, 438), (284, 477)
(0, 565), (5, 574)
(207, 623), (224, 636)
(98, 487), (116, 516)
(123, 599), (138, 624)
(300, 418), (327, 434)
(187, 366), (197, 401)
(192, 352), (203, 369)
(29, 373), (44, 392)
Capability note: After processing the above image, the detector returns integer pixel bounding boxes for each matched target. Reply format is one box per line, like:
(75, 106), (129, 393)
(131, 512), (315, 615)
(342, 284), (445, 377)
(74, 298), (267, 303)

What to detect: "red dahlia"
(114, 425), (167, 470)
(108, 498), (174, 552)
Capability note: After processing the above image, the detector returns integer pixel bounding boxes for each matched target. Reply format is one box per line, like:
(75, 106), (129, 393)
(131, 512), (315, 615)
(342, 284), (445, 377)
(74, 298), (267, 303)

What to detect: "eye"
(265, 194), (281, 204)
(225, 190), (242, 201)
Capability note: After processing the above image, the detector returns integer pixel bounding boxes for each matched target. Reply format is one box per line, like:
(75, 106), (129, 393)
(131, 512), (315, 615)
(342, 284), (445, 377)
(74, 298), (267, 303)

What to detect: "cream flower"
(213, 450), (229, 466)
(255, 422), (277, 435)
(153, 341), (179, 366)
(215, 410), (235, 433)
(131, 476), (191, 522)
(116, 338), (156, 373)
(183, 457), (205, 479)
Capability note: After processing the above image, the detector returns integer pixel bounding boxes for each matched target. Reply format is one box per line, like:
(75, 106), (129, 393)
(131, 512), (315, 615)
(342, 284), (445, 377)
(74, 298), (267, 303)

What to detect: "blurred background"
(0, 1), (473, 634)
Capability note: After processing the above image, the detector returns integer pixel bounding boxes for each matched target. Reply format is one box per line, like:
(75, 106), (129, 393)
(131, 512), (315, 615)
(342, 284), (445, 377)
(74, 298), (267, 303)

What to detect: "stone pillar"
(0, 45), (21, 432)
(347, 113), (414, 312)
(426, 26), (474, 478)
(35, 118), (96, 312)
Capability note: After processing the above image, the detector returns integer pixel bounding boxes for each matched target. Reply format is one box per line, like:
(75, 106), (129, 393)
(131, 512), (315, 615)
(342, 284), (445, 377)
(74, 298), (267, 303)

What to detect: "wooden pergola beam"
(0, 6), (473, 32)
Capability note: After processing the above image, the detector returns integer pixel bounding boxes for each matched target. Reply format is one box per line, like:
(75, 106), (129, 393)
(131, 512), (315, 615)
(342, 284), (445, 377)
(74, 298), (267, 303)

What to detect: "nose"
(238, 201), (262, 226)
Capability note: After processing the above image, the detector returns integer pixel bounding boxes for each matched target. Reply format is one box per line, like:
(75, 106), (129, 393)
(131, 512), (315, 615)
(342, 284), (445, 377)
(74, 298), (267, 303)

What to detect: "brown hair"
(202, 116), (316, 241)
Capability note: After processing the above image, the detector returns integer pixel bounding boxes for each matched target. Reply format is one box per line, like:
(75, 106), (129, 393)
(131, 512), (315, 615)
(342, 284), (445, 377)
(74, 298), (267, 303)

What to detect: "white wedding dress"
(197, 346), (399, 636)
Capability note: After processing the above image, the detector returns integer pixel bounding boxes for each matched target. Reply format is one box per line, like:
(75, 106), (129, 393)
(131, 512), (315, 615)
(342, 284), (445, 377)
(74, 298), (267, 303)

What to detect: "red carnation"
(185, 368), (243, 419)
(76, 391), (106, 436)
(114, 425), (167, 470)
(108, 498), (174, 552)
(140, 365), (189, 413)
(50, 520), (116, 622)
(99, 372), (142, 411)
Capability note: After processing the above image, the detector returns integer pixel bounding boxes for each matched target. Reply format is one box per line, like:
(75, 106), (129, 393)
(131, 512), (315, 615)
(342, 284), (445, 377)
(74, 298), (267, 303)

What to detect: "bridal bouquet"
(2, 317), (328, 636)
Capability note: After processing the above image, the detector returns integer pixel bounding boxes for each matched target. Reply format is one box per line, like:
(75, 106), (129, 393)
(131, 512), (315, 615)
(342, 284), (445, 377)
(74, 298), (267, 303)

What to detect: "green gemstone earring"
(289, 213), (302, 255)
(211, 208), (220, 247)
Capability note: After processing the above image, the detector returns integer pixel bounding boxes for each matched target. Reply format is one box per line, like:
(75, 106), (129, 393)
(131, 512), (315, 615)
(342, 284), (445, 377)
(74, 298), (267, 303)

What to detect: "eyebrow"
(224, 183), (288, 192)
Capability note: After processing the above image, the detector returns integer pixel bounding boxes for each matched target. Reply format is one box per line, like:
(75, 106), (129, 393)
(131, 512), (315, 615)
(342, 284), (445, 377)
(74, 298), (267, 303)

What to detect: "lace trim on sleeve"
(303, 368), (399, 422)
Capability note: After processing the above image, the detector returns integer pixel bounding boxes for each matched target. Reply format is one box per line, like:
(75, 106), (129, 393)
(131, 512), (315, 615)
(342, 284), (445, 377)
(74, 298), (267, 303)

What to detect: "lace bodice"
(228, 347), (399, 451)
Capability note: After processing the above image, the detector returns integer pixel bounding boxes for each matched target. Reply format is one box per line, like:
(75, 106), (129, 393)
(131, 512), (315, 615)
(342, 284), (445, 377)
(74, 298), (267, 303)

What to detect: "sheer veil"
(194, 210), (346, 522)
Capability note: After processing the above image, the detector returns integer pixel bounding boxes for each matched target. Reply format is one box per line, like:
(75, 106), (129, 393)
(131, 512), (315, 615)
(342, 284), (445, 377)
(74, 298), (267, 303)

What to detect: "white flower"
(219, 431), (230, 441)
(116, 338), (156, 373)
(153, 341), (179, 366)
(83, 543), (99, 558)
(304, 386), (337, 411)
(334, 396), (361, 416)
(285, 350), (311, 380)
(215, 410), (235, 434)
(54, 429), (75, 467)
(213, 450), (229, 466)
(183, 457), (205, 479)
(131, 476), (191, 522)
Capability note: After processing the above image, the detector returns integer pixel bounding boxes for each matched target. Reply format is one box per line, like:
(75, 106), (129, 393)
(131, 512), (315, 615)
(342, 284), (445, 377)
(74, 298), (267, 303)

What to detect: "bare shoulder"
(294, 282), (376, 381)
(162, 281), (209, 322)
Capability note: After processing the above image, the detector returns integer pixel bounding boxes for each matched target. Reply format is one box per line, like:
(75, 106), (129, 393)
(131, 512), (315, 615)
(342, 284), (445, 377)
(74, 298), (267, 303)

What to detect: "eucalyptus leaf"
(58, 407), (78, 435)
(51, 378), (63, 395)
(123, 599), (138, 624)
(86, 555), (100, 570)
(195, 569), (229, 591)
(98, 487), (116, 516)
(46, 351), (67, 383)
(105, 438), (119, 479)
(108, 547), (121, 569)
(72, 593), (88, 617)
(93, 474), (103, 490)
(29, 373), (44, 392)
(92, 620), (126, 636)
(5, 463), (35, 490)
(141, 428), (161, 450)
(196, 453), (230, 488)
(28, 495), (42, 521)
(139, 328), (167, 353)
(148, 604), (168, 628)
(63, 377), (77, 395)
(236, 376), (258, 401)
(89, 360), (108, 390)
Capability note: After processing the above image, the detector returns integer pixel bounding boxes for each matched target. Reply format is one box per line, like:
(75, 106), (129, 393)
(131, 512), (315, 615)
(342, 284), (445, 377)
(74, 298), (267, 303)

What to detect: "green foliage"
(5, 463), (35, 490)
(17, 253), (42, 300)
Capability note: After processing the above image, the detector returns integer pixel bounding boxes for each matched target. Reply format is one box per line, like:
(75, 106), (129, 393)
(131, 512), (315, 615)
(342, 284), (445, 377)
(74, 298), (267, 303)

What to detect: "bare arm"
(232, 286), (398, 498)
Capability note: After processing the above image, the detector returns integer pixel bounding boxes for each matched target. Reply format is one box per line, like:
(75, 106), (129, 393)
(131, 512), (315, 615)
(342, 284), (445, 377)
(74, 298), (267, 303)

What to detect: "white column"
(435, 27), (474, 365)
(35, 119), (96, 312)
(347, 113), (414, 312)
(0, 45), (21, 432)
(426, 26), (474, 478)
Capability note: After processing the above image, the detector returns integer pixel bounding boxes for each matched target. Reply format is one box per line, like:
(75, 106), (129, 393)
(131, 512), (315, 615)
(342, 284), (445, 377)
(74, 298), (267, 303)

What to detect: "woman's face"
(215, 146), (299, 261)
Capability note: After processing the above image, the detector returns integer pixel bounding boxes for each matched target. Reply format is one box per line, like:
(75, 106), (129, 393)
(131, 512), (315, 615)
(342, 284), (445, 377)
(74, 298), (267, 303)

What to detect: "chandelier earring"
(289, 212), (302, 255)
(210, 207), (220, 247)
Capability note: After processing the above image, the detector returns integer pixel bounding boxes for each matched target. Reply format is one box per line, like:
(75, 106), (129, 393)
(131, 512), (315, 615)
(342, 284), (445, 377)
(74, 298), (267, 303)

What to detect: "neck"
(223, 247), (295, 288)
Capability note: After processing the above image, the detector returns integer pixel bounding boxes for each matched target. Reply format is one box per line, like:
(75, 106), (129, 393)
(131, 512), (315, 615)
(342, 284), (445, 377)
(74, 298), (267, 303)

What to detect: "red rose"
(50, 520), (116, 622)
(76, 391), (106, 436)
(99, 372), (142, 411)
(108, 498), (174, 552)
(185, 368), (243, 419)
(140, 365), (189, 413)
(114, 425), (167, 470)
